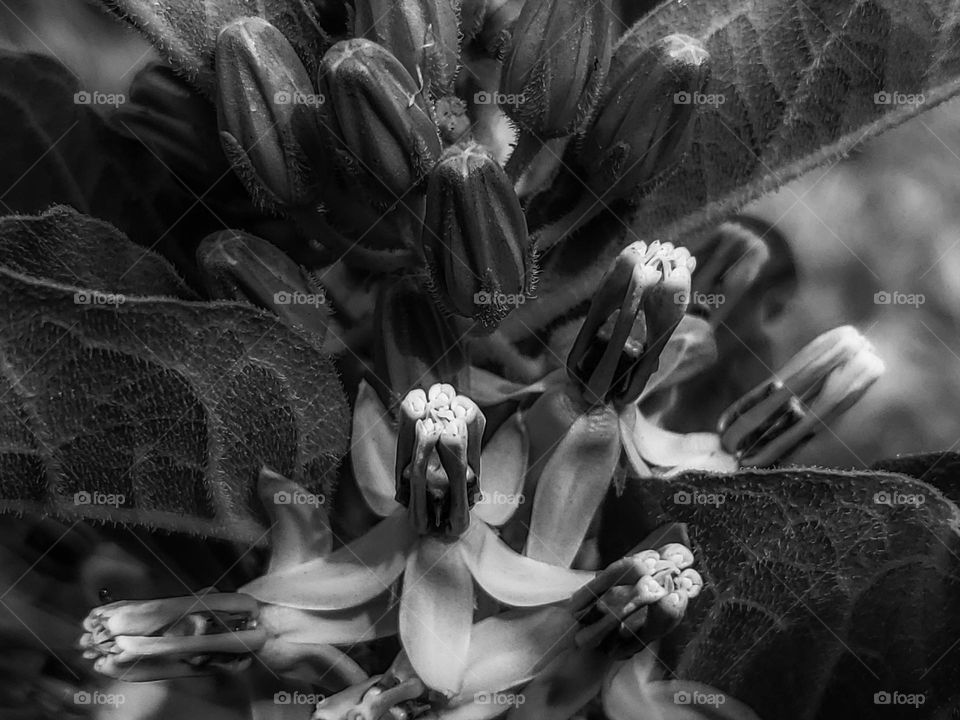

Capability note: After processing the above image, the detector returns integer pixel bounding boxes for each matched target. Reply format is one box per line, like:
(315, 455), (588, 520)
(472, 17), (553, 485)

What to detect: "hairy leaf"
(99, 0), (331, 94)
(599, 468), (960, 719)
(0, 210), (347, 542)
(503, 0), (960, 337)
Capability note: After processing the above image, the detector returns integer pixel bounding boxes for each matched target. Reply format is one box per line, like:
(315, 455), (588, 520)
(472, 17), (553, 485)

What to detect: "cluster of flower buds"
(215, 18), (322, 211)
(567, 241), (695, 407)
(395, 384), (485, 537)
(422, 142), (536, 331)
(718, 326), (884, 466)
(79, 594), (265, 681)
(580, 34), (710, 205)
(570, 542), (701, 658)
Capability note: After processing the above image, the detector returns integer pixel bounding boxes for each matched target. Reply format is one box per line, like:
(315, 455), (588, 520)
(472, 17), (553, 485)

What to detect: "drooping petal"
(257, 594), (398, 645)
(474, 412), (528, 526)
(619, 413), (652, 478)
(459, 607), (578, 698)
(257, 467), (332, 572)
(525, 405), (621, 566)
(603, 648), (762, 720)
(351, 380), (403, 517)
(400, 538), (475, 696)
(240, 511), (415, 610)
(461, 366), (563, 405)
(640, 314), (717, 400)
(621, 405), (737, 475)
(459, 523), (592, 607)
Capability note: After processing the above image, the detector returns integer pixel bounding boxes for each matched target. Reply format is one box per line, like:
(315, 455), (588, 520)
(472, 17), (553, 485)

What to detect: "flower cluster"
(76, 0), (887, 718)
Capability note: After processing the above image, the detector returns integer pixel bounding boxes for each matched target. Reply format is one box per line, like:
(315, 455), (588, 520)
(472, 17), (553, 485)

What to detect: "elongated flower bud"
(315, 39), (442, 204)
(500, 0), (612, 137)
(216, 18), (322, 210)
(373, 276), (468, 406)
(354, 0), (461, 97)
(196, 230), (329, 343)
(395, 384), (485, 537)
(79, 594), (264, 680)
(718, 326), (884, 466)
(567, 241), (695, 407)
(580, 34), (710, 204)
(422, 142), (535, 331)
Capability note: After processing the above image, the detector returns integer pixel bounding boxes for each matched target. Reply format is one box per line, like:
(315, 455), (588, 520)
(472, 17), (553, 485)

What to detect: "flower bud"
(422, 142), (535, 331)
(500, 0), (613, 137)
(580, 34), (710, 204)
(373, 276), (468, 407)
(567, 241), (695, 407)
(315, 39), (442, 204)
(196, 230), (329, 343)
(215, 18), (322, 210)
(79, 593), (264, 680)
(354, 0), (461, 98)
(718, 326), (885, 466)
(395, 384), (485, 537)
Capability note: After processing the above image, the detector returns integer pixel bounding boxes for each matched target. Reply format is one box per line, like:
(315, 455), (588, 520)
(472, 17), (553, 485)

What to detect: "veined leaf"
(599, 467), (960, 719)
(503, 0), (960, 337)
(0, 210), (347, 542)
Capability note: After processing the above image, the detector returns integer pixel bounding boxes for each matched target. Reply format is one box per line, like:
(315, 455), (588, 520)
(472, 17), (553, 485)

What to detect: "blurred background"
(2, 0), (959, 471)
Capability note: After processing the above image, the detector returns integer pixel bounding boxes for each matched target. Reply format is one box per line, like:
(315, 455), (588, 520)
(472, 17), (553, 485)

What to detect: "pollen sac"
(315, 38), (442, 205)
(580, 34), (710, 204)
(422, 142), (534, 331)
(373, 275), (468, 406)
(567, 241), (695, 408)
(500, 0), (613, 137)
(353, 0), (462, 98)
(717, 326), (885, 467)
(215, 18), (322, 210)
(196, 230), (329, 343)
(395, 384), (485, 537)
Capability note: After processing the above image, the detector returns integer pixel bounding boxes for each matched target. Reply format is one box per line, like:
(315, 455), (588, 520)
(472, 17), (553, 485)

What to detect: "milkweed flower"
(243, 383), (593, 696)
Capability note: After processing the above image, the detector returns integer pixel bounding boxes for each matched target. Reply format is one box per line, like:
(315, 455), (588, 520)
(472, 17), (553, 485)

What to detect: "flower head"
(79, 593), (265, 681)
(567, 241), (695, 408)
(718, 325), (884, 466)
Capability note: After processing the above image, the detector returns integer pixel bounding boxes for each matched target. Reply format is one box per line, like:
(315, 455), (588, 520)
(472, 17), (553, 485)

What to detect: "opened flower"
(242, 383), (593, 696)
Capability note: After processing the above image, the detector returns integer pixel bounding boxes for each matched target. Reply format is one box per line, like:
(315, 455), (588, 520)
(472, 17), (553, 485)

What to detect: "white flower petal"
(474, 412), (528, 526)
(351, 380), (402, 517)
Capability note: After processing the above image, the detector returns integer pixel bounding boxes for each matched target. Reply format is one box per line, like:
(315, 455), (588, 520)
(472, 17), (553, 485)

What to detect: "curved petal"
(525, 405), (621, 566)
(474, 412), (528, 526)
(257, 629), (369, 685)
(351, 380), (402, 517)
(240, 511), (415, 610)
(619, 413), (652, 479)
(257, 467), (332, 572)
(626, 406), (737, 473)
(640, 314), (717, 400)
(461, 366), (562, 405)
(459, 607), (578, 698)
(505, 647), (612, 720)
(460, 523), (593, 607)
(400, 538), (475, 696)
(603, 650), (762, 720)
(258, 594), (398, 646)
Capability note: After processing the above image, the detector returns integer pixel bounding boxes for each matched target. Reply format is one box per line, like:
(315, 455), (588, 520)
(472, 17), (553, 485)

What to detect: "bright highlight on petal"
(473, 412), (528, 526)
(351, 380), (403, 517)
